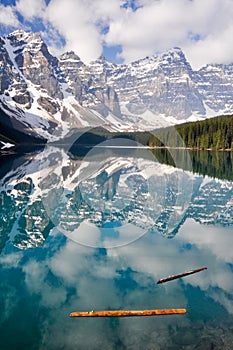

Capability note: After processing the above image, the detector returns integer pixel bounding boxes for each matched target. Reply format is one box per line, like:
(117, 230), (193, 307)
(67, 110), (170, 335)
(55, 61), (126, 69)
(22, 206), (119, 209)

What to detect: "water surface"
(1, 146), (233, 349)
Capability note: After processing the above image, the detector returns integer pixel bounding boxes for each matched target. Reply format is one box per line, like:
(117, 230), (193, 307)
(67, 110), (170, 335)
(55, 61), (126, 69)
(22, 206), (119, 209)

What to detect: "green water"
(0, 147), (233, 349)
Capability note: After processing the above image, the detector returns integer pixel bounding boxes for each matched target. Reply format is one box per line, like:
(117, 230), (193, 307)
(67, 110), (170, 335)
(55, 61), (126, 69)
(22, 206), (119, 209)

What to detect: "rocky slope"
(1, 29), (233, 143)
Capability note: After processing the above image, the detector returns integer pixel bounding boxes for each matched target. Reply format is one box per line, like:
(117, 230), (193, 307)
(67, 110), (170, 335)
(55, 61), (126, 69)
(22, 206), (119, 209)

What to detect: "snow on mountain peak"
(1, 30), (233, 144)
(6, 30), (43, 48)
(59, 51), (82, 62)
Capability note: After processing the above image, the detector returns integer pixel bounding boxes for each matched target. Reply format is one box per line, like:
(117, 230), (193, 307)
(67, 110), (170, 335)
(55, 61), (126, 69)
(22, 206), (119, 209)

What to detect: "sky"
(0, 0), (233, 69)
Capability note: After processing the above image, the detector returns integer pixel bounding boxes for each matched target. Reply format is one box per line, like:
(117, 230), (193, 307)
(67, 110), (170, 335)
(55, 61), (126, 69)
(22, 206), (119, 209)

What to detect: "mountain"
(1, 29), (233, 144)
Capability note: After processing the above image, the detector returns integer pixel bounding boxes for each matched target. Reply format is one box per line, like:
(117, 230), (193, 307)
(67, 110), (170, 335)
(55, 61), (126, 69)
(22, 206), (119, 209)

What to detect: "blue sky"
(1, 0), (233, 69)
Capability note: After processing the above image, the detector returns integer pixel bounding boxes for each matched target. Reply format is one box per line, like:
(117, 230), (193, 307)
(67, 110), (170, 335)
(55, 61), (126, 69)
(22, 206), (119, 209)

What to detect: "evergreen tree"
(148, 115), (233, 150)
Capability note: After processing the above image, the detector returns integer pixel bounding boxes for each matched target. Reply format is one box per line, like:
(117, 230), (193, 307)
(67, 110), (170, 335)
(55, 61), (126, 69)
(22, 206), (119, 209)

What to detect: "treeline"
(148, 115), (233, 150)
(61, 115), (233, 151)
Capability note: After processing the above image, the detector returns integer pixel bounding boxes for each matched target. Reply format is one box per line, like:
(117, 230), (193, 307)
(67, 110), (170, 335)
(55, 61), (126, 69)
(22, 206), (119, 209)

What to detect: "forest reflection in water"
(0, 146), (233, 349)
(150, 148), (233, 181)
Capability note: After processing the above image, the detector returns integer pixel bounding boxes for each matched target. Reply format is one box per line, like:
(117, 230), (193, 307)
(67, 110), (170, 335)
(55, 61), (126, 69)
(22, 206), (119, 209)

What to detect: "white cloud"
(44, 0), (109, 62)
(16, 0), (46, 20)
(0, 4), (19, 27)
(104, 0), (233, 68)
(184, 24), (233, 69)
(2, 0), (233, 67)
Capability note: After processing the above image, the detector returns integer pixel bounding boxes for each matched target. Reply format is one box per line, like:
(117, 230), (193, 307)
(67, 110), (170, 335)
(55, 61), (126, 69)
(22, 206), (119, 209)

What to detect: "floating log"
(157, 266), (207, 284)
(70, 308), (186, 317)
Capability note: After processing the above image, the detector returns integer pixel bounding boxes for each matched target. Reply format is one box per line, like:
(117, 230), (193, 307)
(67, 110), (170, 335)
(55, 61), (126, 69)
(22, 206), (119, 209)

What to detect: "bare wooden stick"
(70, 308), (186, 317)
(157, 266), (207, 284)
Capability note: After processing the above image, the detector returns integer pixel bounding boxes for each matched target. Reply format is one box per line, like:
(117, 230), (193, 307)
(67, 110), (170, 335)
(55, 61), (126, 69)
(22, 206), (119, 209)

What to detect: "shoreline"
(148, 146), (233, 152)
(1, 144), (233, 155)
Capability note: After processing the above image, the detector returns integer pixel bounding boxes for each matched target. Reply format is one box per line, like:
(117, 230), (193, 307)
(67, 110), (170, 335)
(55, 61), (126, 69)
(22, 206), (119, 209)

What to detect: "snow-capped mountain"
(1, 29), (233, 144)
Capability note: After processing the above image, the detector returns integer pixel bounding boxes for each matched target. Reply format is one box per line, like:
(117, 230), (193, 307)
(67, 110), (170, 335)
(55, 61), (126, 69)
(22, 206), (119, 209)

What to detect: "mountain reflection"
(1, 146), (233, 349)
(0, 146), (233, 250)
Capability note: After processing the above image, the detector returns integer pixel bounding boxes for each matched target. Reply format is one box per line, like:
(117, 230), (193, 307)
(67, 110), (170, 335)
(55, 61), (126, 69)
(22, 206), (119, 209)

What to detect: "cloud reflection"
(7, 217), (231, 348)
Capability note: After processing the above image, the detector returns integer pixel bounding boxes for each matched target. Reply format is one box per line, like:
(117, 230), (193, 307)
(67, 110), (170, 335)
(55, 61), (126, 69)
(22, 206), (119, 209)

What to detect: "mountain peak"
(91, 54), (116, 67)
(97, 54), (107, 62)
(6, 29), (43, 43)
(172, 46), (183, 52)
(1, 29), (233, 140)
(161, 47), (187, 61)
(7, 29), (26, 37)
(59, 51), (82, 62)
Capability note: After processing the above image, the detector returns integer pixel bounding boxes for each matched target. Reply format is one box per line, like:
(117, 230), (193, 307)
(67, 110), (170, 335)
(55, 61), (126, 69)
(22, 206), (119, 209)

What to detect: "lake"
(1, 144), (233, 350)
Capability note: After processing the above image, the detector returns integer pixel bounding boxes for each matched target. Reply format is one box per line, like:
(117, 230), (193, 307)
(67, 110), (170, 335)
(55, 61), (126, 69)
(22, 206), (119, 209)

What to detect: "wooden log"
(70, 308), (186, 317)
(157, 266), (207, 284)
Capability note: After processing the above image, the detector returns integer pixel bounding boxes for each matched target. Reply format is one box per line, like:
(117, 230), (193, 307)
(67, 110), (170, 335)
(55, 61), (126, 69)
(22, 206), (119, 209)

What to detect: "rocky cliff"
(1, 29), (233, 144)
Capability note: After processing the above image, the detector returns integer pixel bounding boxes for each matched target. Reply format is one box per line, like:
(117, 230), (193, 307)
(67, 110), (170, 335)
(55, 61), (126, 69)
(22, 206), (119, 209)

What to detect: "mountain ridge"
(1, 29), (233, 146)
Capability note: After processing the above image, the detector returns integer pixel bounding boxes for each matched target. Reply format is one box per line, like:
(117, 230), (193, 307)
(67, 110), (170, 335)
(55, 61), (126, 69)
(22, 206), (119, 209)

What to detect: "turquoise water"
(1, 147), (233, 349)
